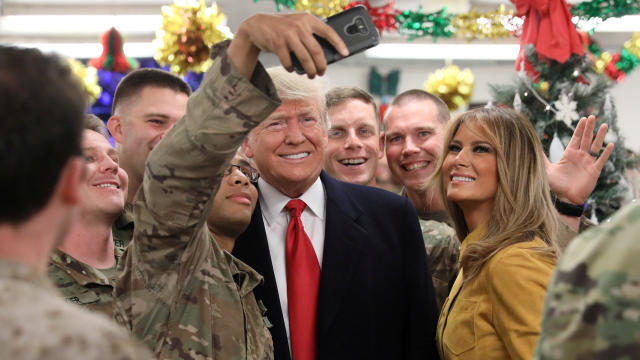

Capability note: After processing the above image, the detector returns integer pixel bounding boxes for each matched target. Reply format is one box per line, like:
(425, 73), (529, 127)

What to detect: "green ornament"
(617, 48), (639, 72)
(254, 0), (295, 11)
(395, 7), (453, 40)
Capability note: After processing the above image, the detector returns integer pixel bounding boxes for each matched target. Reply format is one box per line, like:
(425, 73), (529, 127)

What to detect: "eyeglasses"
(224, 163), (260, 183)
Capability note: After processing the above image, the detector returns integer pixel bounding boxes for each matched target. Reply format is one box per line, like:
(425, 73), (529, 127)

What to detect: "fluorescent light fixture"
(7, 42), (157, 58)
(365, 43), (521, 61)
(0, 15), (162, 36)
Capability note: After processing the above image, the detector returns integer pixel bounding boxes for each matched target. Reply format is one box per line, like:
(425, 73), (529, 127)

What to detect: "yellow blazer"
(436, 226), (555, 360)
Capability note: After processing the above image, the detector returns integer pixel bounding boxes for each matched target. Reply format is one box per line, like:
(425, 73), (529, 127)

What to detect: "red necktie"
(285, 199), (320, 360)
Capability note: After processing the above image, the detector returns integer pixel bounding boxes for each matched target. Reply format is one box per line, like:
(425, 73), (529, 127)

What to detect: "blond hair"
(429, 106), (559, 283)
(266, 67), (328, 126)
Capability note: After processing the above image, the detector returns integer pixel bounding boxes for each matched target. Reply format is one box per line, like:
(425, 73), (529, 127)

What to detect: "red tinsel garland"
(345, 0), (399, 35)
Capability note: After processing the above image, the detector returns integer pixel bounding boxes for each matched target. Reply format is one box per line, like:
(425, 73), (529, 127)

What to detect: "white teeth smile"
(404, 162), (428, 171)
(452, 176), (474, 182)
(281, 152), (309, 159)
(95, 183), (119, 189)
(340, 158), (365, 165)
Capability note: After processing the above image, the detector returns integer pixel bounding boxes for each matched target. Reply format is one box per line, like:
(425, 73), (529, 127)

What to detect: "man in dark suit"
(234, 67), (439, 360)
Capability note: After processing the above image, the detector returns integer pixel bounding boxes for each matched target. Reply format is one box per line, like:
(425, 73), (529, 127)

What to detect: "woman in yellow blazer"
(430, 106), (562, 360)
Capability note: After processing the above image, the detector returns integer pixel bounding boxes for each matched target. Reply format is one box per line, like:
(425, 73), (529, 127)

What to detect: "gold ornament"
(594, 52), (612, 73)
(624, 32), (640, 59)
(154, 0), (232, 75)
(539, 81), (549, 95)
(424, 65), (474, 111)
(451, 5), (514, 42)
(68, 58), (102, 105)
(294, 0), (349, 18)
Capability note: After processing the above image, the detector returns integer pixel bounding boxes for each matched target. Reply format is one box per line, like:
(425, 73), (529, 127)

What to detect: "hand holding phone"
(291, 5), (380, 75)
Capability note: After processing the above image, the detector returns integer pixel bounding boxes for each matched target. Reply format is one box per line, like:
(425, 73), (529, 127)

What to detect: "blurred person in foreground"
(0, 45), (152, 360)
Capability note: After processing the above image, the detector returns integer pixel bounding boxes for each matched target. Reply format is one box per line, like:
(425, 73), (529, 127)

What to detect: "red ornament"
(576, 75), (590, 85)
(605, 54), (625, 82)
(89, 27), (138, 73)
(345, 0), (399, 35)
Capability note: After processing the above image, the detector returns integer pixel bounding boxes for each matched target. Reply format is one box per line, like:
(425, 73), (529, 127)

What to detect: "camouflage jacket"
(114, 40), (280, 360)
(0, 259), (154, 360)
(534, 201), (640, 359)
(48, 248), (121, 317)
(112, 202), (134, 253)
(418, 210), (460, 311)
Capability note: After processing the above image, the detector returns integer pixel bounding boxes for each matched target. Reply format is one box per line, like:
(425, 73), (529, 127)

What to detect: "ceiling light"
(5, 42), (157, 59)
(365, 43), (521, 61)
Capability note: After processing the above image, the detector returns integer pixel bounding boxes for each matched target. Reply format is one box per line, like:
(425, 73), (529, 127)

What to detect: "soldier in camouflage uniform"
(107, 66), (192, 251)
(48, 247), (122, 315)
(323, 86), (383, 187)
(418, 213), (459, 310)
(383, 90), (461, 309)
(321, 87), (459, 309)
(48, 114), (128, 317)
(113, 13), (347, 360)
(534, 200), (640, 359)
(0, 45), (153, 360)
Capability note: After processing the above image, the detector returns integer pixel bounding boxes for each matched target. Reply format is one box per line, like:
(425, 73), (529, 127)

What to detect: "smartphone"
(291, 5), (380, 74)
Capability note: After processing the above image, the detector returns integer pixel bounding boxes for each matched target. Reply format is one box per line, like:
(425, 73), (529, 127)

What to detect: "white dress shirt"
(258, 177), (326, 347)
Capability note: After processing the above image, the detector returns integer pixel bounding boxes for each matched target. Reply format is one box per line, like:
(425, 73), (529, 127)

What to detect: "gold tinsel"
(451, 5), (514, 42)
(295, 0), (349, 18)
(624, 31), (640, 59)
(424, 65), (474, 111)
(539, 81), (549, 94)
(594, 51), (612, 74)
(154, 0), (232, 75)
(68, 58), (102, 105)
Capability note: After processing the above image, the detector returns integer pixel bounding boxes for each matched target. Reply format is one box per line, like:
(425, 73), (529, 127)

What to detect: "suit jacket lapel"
(316, 172), (367, 337)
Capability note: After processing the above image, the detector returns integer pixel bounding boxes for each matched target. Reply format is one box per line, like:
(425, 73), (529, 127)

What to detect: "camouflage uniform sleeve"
(556, 215), (597, 252)
(555, 220), (577, 252)
(420, 219), (460, 310)
(534, 201), (640, 360)
(115, 40), (280, 328)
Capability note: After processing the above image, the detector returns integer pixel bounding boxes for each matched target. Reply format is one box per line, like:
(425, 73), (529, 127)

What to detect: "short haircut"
(111, 68), (191, 114)
(326, 86), (380, 127)
(0, 46), (86, 223)
(266, 67), (328, 125)
(386, 89), (450, 124)
(84, 114), (109, 139)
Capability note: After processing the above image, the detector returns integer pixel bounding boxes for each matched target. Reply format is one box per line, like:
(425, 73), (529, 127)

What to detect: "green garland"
(256, 0), (640, 41)
(572, 0), (640, 21)
(395, 8), (452, 41)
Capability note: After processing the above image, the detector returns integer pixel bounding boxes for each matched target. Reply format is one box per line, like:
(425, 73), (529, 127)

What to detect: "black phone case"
(291, 5), (380, 74)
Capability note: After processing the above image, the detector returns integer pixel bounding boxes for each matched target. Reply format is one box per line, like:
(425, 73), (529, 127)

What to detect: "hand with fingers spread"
(228, 13), (348, 79)
(545, 115), (615, 206)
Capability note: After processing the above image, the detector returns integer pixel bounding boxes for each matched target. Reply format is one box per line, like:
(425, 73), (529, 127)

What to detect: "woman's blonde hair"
(430, 106), (560, 283)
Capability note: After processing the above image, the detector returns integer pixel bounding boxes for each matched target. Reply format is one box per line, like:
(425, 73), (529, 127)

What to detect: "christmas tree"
(490, 44), (627, 221)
